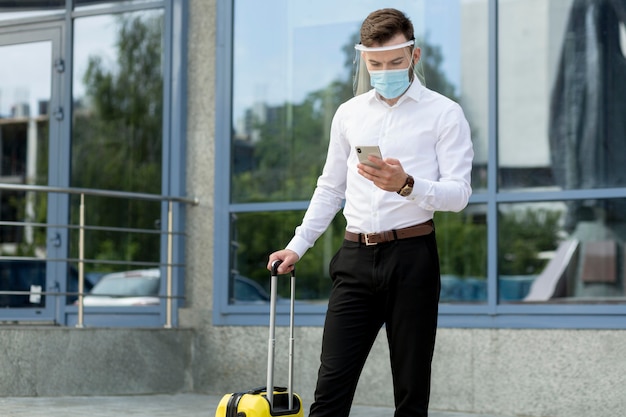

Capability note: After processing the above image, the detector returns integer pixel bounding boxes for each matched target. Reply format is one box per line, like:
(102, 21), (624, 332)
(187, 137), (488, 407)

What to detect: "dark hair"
(359, 8), (414, 47)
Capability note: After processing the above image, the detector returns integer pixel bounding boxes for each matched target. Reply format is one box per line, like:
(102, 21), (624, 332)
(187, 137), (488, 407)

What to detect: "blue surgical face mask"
(368, 64), (412, 99)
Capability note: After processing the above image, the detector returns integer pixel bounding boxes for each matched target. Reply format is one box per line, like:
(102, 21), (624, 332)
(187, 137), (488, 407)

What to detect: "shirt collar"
(368, 79), (424, 106)
(404, 78), (424, 102)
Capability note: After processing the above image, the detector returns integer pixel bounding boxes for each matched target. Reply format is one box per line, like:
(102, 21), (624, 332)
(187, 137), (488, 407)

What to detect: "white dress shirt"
(286, 80), (474, 258)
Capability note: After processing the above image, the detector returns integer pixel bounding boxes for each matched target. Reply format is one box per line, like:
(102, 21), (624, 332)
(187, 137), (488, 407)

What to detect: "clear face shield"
(352, 39), (426, 97)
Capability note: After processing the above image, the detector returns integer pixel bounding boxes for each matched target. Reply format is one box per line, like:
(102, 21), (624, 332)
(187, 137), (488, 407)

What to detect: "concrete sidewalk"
(0, 393), (511, 417)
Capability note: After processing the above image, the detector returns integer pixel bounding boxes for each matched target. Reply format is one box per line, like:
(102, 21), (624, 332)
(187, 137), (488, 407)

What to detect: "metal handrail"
(0, 290), (185, 299)
(0, 182), (199, 328)
(0, 255), (169, 268)
(0, 220), (174, 235)
(0, 182), (199, 205)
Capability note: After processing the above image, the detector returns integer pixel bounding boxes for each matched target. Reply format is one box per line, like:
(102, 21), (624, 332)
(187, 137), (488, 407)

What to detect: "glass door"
(0, 25), (65, 322)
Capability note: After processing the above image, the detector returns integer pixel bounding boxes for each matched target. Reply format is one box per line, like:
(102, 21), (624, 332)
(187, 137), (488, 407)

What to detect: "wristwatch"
(397, 174), (414, 197)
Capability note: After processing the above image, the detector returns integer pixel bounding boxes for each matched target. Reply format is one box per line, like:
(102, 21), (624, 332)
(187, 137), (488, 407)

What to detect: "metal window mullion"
(487, 0), (499, 315)
(213, 0), (235, 316)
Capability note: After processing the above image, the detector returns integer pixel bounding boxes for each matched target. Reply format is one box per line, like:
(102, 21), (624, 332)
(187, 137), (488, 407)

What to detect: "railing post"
(164, 200), (174, 328)
(76, 193), (86, 328)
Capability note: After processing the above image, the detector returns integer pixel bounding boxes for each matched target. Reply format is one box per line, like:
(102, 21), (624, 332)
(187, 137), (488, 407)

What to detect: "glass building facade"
(1, 0), (625, 328)
(214, 0), (626, 327)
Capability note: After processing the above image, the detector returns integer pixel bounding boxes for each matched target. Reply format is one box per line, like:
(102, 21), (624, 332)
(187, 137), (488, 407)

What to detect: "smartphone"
(355, 145), (383, 168)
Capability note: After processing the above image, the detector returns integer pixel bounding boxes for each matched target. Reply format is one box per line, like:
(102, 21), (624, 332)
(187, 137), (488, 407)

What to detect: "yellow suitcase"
(215, 387), (304, 417)
(215, 261), (304, 417)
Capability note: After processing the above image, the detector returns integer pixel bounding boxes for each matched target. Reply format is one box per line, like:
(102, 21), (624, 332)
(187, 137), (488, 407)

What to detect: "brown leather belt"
(344, 220), (434, 246)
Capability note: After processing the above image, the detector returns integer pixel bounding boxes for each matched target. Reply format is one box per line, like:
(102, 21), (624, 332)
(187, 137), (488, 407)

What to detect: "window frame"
(213, 0), (626, 329)
(0, 0), (189, 327)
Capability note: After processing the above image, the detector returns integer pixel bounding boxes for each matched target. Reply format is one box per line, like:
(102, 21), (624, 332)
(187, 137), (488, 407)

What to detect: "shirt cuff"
(407, 177), (434, 205)
(285, 235), (312, 259)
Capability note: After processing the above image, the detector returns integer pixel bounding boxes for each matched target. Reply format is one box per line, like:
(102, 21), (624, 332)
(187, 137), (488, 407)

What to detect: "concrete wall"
(2, 325), (625, 417)
(178, 322), (626, 417)
(431, 329), (626, 416)
(0, 328), (193, 396)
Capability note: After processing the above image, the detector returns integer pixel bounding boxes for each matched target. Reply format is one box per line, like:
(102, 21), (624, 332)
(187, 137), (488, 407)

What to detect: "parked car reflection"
(232, 274), (271, 304)
(82, 268), (160, 306)
(232, 274), (301, 305)
(80, 268), (274, 306)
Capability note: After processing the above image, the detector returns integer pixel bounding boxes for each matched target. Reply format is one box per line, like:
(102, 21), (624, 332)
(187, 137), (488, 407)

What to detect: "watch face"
(398, 175), (414, 196)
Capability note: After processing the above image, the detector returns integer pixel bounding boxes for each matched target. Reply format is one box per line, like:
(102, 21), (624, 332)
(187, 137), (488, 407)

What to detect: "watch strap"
(397, 174), (414, 196)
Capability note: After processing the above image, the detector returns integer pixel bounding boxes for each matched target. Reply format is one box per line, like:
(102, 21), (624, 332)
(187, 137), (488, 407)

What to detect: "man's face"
(362, 33), (420, 72)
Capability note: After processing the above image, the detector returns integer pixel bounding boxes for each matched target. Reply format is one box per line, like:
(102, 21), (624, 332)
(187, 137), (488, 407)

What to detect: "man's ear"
(413, 47), (421, 65)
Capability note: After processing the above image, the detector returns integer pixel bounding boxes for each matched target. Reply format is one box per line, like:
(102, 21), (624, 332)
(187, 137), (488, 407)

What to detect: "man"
(267, 8), (473, 417)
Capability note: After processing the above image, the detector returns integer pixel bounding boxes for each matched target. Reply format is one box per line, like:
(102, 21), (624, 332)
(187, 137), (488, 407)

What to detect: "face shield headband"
(352, 39), (426, 97)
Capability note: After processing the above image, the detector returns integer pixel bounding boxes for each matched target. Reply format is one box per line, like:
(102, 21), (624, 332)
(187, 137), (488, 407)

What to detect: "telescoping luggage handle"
(267, 260), (296, 412)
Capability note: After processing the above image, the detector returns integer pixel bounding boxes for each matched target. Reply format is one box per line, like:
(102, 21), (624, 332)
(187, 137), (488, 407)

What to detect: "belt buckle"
(364, 232), (378, 246)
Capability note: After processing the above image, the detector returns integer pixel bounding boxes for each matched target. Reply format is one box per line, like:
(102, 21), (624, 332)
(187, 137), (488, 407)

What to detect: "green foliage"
(498, 208), (561, 275)
(233, 210), (344, 299)
(232, 81), (350, 204)
(435, 211), (487, 278)
(71, 12), (164, 270)
(419, 36), (459, 100)
(435, 208), (562, 279)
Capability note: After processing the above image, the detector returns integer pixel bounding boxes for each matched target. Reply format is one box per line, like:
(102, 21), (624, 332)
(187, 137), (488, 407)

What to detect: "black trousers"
(309, 232), (440, 417)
